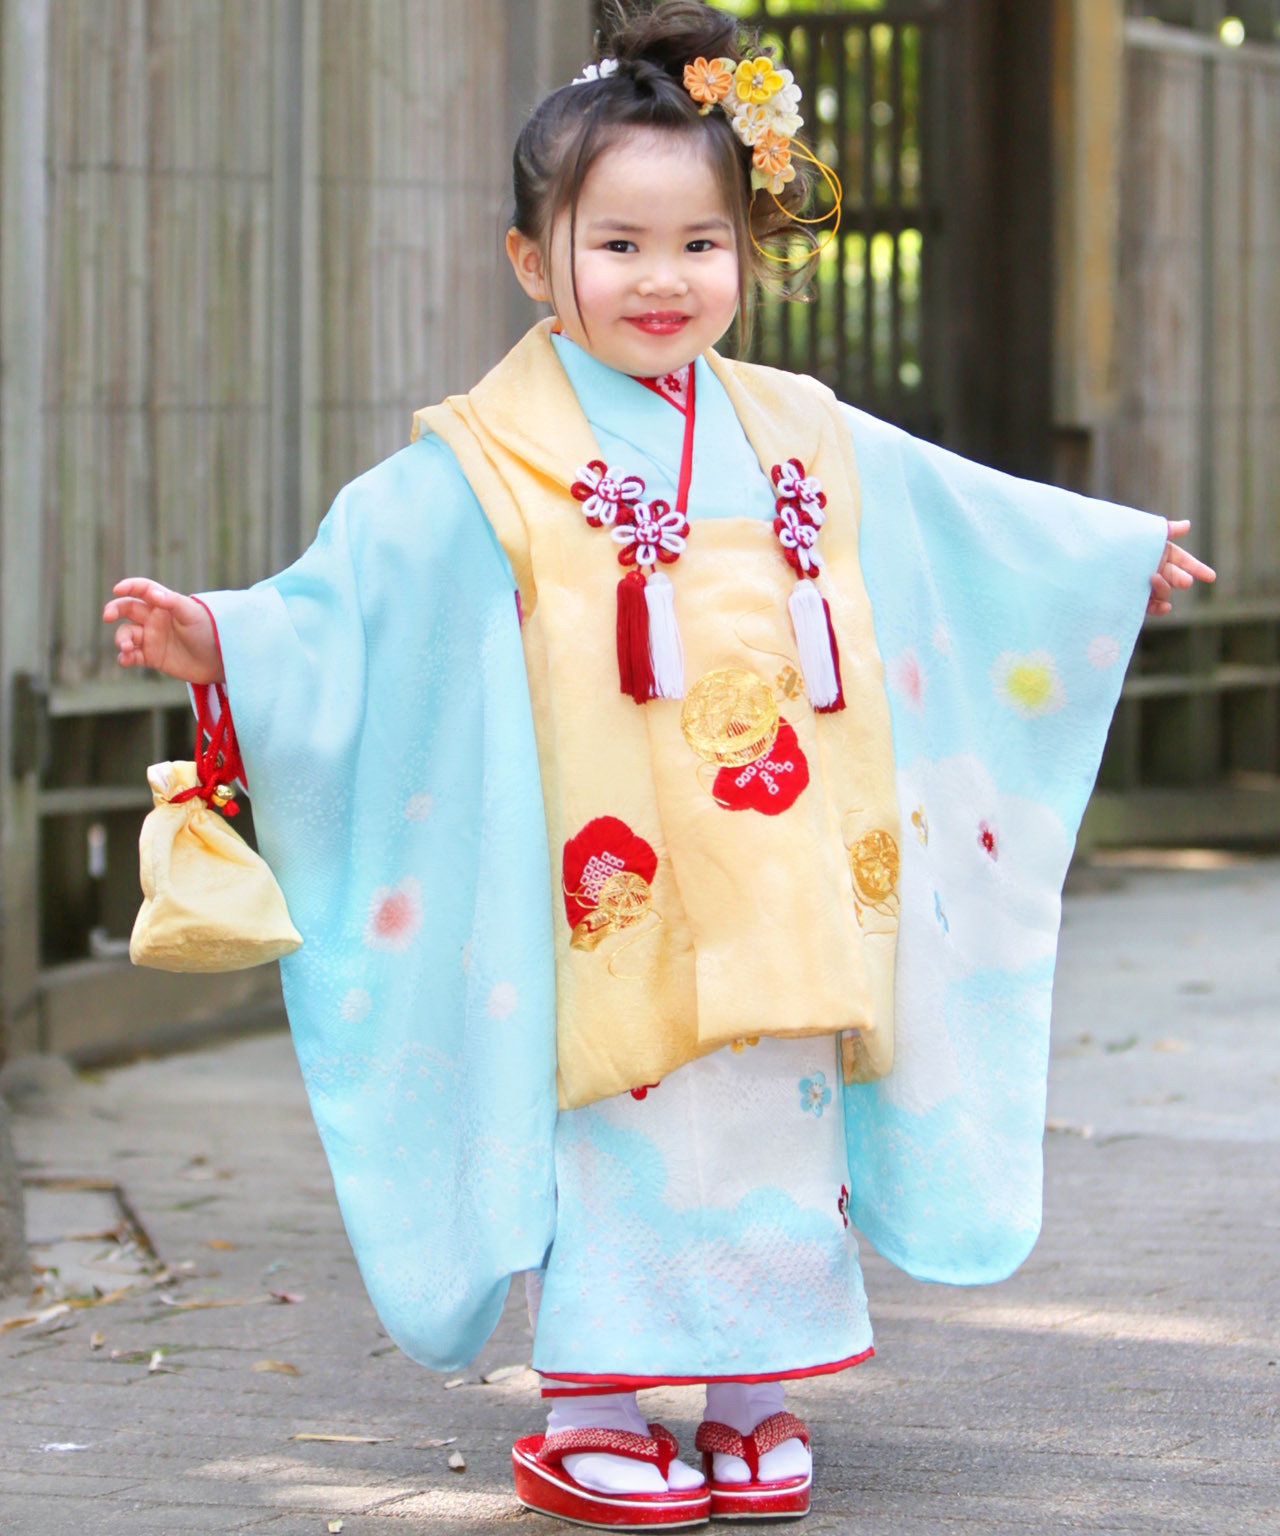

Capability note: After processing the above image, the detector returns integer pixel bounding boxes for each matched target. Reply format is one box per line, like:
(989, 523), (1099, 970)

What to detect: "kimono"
(196, 322), (1165, 1383)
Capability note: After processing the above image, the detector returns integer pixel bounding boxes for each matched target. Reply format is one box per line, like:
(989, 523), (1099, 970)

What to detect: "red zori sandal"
(694, 1412), (812, 1521)
(512, 1422), (712, 1529)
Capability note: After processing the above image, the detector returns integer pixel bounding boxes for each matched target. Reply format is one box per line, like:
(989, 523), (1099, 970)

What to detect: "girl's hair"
(511, 0), (817, 350)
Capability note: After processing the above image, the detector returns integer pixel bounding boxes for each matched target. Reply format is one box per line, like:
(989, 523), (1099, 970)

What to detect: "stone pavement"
(2, 855), (1277, 1536)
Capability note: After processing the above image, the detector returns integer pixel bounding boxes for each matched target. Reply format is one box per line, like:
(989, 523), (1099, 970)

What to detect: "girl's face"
(507, 128), (741, 377)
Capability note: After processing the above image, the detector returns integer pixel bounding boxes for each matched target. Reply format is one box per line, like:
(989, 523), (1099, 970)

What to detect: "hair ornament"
(683, 52), (841, 263)
(571, 57), (618, 85)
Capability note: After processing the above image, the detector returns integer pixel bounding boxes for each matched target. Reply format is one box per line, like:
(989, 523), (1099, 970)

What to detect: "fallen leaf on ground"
(268, 1289), (306, 1304)
(155, 1295), (253, 1312)
(1, 1304), (70, 1334)
(414, 1437), (457, 1449)
(89, 1331), (105, 1351)
(291, 1433), (393, 1444)
(448, 1450), (467, 1472)
(1104, 1033), (1139, 1054)
(205, 1239), (237, 1250)
(147, 1349), (177, 1374)
(481, 1364), (528, 1384)
(328, 1522), (345, 1534)
(443, 1377), (465, 1389)
(1044, 1119), (1094, 1138)
(1154, 1037), (1192, 1053)
(252, 1359), (299, 1375)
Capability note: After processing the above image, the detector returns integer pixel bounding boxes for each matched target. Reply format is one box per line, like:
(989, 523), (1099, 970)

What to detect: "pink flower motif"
(838, 1184), (851, 1228)
(978, 820), (998, 860)
(611, 499), (689, 568)
(773, 504), (824, 576)
(570, 460), (646, 528)
(888, 648), (926, 713)
(363, 877), (422, 953)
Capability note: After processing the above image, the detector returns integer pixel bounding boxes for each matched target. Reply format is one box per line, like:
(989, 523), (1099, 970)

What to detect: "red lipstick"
(626, 313), (691, 336)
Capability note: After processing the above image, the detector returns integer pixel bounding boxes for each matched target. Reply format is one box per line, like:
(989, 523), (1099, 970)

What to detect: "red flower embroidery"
(611, 499), (690, 568)
(838, 1184), (851, 1228)
(772, 458), (827, 523)
(713, 721), (810, 815)
(562, 817), (658, 931)
(630, 1082), (660, 1101)
(979, 820), (998, 860)
(773, 504), (824, 578)
(570, 460), (646, 528)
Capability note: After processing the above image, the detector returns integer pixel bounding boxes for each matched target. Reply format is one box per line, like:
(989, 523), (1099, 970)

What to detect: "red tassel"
(616, 570), (654, 704)
(815, 596), (846, 714)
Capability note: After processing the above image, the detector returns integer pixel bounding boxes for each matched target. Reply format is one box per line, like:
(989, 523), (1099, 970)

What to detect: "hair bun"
(605, 0), (744, 83)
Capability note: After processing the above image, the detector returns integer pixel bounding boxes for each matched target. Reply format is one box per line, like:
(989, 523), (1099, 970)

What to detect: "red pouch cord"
(168, 684), (246, 817)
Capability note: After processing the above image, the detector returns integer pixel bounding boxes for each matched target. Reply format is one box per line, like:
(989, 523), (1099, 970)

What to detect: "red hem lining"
(538, 1346), (873, 1396)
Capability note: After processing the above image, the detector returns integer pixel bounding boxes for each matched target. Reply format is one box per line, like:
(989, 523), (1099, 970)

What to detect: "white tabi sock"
(704, 1380), (812, 1485)
(546, 1392), (705, 1494)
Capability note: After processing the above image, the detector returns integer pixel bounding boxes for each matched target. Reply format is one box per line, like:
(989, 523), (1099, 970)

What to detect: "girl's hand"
(103, 579), (224, 684)
(1148, 520), (1215, 616)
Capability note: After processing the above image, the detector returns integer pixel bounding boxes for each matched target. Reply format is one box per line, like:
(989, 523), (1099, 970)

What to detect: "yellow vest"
(415, 322), (899, 1109)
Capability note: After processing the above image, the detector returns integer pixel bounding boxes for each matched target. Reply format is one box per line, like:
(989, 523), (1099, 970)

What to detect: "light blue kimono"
(199, 334), (1165, 1376)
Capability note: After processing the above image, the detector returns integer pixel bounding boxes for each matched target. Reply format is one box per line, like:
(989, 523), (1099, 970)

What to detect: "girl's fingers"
(1165, 519), (1192, 538)
(103, 595), (152, 621)
(1167, 544), (1216, 580)
(111, 578), (181, 609)
(1150, 571), (1172, 602)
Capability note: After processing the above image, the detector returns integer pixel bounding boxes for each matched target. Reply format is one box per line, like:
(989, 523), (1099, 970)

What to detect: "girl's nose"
(637, 265), (688, 298)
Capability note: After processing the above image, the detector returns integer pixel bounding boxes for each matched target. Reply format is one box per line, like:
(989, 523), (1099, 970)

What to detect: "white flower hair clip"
(571, 58), (618, 85)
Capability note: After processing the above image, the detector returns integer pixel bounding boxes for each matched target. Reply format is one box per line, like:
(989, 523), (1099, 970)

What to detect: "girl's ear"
(506, 228), (550, 304)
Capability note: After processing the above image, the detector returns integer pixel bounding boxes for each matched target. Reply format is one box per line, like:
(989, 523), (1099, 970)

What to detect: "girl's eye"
(686, 239), (716, 253)
(604, 240), (637, 254)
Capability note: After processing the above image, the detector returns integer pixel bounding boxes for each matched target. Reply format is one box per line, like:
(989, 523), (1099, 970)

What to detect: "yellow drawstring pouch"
(130, 758), (302, 973)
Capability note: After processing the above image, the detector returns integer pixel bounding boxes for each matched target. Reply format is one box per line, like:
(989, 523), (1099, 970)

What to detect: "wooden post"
(272, 0), (306, 572)
(0, 0), (50, 1061)
(504, 0), (593, 350)
(1052, 0), (1124, 495)
(943, 0), (1056, 481)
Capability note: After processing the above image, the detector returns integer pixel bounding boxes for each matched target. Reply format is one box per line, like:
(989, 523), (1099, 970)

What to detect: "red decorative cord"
(168, 683), (245, 817)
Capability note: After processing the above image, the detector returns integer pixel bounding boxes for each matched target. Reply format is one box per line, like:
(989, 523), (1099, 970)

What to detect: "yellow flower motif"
(684, 56), (735, 111)
(735, 55), (784, 105)
(991, 650), (1067, 719)
(730, 1036), (761, 1053)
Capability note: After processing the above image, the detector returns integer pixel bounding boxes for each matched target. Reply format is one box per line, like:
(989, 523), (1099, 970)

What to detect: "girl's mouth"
(626, 313), (691, 336)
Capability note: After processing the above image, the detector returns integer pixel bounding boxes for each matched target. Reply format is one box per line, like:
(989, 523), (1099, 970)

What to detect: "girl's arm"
(1147, 520), (1215, 615)
(102, 579), (224, 683)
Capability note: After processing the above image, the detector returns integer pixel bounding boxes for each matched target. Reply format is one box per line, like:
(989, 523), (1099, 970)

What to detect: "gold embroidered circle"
(680, 669), (780, 767)
(848, 829), (900, 907)
(569, 871), (652, 951)
(595, 870), (652, 925)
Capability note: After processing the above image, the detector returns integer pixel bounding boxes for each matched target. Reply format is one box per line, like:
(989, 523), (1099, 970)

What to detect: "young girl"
(103, 3), (1212, 1526)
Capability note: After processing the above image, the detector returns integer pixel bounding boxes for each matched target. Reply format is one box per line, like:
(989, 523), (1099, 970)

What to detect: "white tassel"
(788, 579), (841, 710)
(644, 571), (685, 700)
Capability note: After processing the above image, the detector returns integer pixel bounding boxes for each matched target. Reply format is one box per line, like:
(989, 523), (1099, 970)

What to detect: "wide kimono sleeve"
(197, 436), (558, 1370)
(841, 405), (1168, 1285)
